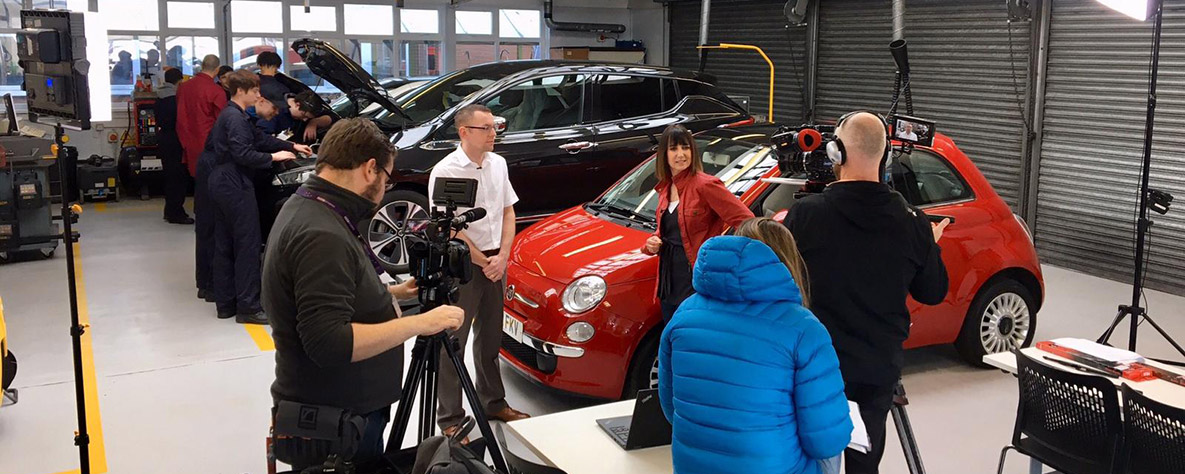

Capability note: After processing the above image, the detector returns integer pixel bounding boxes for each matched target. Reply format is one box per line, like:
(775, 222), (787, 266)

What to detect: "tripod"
(1095, 0), (1185, 361)
(383, 319), (508, 473)
(890, 381), (925, 474)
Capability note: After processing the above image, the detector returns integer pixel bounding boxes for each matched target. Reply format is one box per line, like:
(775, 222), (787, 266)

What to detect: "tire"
(622, 332), (660, 400)
(365, 190), (432, 275)
(956, 279), (1037, 367)
(2, 351), (15, 391)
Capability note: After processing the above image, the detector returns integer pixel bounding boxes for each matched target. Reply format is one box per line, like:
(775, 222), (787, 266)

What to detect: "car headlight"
(272, 166), (315, 186)
(561, 275), (606, 314)
(566, 322), (595, 343)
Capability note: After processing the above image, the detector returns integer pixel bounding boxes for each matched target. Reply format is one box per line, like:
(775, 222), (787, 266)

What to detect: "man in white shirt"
(897, 120), (919, 142)
(429, 104), (530, 439)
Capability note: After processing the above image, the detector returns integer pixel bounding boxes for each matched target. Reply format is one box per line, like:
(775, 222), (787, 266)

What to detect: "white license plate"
(502, 311), (524, 342)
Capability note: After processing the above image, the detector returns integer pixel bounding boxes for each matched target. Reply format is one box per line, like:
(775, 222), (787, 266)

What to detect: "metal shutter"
(668, 0), (809, 123)
(816, 0), (1030, 209)
(1036, 0), (1185, 295)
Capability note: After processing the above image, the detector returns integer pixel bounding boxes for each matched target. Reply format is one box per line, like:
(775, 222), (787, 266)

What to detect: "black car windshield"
(373, 68), (516, 125)
(329, 80), (425, 127)
(593, 137), (779, 223)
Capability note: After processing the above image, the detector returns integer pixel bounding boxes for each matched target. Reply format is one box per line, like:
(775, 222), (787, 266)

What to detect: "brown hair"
(315, 118), (396, 173)
(654, 124), (701, 182)
(223, 69), (260, 96)
(455, 104), (493, 127)
(735, 217), (811, 308)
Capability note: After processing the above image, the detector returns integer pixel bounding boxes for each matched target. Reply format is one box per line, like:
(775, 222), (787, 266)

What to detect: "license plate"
(502, 311), (524, 342)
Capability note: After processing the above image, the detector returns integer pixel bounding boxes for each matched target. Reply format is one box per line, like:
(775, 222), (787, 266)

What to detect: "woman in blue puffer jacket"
(658, 217), (852, 474)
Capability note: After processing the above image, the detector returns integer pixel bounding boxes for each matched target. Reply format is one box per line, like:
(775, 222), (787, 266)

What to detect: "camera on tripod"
(407, 177), (487, 308)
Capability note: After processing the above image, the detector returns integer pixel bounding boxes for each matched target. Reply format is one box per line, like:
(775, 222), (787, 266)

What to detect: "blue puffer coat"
(658, 236), (852, 474)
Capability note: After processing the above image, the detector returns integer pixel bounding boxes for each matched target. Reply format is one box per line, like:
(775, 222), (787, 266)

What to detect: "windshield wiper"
(586, 202), (654, 226)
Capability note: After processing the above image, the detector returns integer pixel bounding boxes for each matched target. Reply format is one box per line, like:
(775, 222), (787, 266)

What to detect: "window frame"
(886, 147), (977, 208)
(477, 72), (591, 134)
(589, 73), (671, 124)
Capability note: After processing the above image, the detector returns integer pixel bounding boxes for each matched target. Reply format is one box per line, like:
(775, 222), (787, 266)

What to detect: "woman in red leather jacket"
(641, 124), (754, 323)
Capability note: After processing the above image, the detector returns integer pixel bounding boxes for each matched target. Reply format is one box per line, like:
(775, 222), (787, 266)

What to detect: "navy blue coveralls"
(205, 101), (296, 315)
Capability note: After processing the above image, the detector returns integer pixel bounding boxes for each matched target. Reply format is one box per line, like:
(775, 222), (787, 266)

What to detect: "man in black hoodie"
(785, 111), (949, 474)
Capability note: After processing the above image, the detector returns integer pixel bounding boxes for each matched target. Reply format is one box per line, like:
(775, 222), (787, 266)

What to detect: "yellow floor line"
(91, 202), (107, 212)
(245, 324), (276, 352)
(50, 242), (108, 474)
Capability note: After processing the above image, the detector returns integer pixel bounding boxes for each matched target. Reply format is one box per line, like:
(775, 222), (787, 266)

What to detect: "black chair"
(997, 351), (1125, 474)
(1121, 384), (1185, 474)
(495, 423), (567, 474)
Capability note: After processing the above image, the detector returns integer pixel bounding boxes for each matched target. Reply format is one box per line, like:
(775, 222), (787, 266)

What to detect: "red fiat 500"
(499, 124), (1044, 400)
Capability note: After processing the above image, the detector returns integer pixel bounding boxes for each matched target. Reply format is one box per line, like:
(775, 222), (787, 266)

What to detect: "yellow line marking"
(49, 242), (108, 474)
(92, 202), (107, 212)
(245, 324), (276, 352)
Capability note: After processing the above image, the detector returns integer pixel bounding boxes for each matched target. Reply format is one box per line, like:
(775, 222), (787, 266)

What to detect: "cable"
(785, 24), (808, 122)
(1005, 19), (1033, 134)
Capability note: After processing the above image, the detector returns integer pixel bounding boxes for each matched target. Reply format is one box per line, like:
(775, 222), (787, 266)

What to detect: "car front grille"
(501, 333), (556, 374)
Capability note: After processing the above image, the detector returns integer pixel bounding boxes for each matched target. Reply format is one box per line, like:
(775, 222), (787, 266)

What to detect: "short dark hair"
(216, 65), (233, 78)
(223, 69), (260, 96)
(257, 51), (282, 69)
(291, 90), (321, 114)
(316, 118), (396, 173)
(655, 124), (701, 182)
(164, 68), (182, 85)
(455, 104), (492, 127)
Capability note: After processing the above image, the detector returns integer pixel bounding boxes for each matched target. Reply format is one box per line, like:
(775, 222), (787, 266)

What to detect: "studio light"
(1096, 0), (1155, 21)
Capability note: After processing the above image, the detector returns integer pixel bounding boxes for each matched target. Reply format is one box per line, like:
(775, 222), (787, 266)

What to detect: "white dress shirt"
(428, 147), (519, 252)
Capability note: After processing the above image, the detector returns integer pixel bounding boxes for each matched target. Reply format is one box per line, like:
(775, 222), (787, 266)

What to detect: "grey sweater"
(262, 176), (401, 414)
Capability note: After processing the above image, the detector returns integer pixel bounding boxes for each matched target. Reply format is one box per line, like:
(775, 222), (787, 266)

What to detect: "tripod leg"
(1135, 313), (1185, 359)
(1097, 307), (1131, 346)
(420, 337), (438, 441)
(386, 336), (430, 455)
(891, 383), (926, 474)
(441, 335), (509, 473)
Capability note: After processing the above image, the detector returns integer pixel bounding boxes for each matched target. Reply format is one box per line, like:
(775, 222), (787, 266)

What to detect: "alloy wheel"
(979, 292), (1031, 354)
(368, 199), (432, 270)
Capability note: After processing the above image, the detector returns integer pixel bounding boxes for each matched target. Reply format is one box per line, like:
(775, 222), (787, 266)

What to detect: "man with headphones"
(784, 111), (950, 473)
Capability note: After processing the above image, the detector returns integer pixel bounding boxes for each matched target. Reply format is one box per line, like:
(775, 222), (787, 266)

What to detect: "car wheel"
(366, 190), (432, 275)
(956, 279), (1036, 367)
(2, 350), (15, 391)
(622, 332), (660, 400)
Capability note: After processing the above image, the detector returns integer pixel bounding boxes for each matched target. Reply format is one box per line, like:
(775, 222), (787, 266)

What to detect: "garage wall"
(815, 0), (1030, 209)
(667, 0), (809, 123)
(1034, 0), (1185, 296)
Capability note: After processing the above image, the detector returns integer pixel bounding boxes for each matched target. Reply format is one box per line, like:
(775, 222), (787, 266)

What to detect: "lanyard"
(295, 187), (387, 278)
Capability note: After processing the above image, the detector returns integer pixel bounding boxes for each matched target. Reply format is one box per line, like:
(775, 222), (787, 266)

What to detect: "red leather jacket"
(644, 169), (755, 267)
(176, 72), (228, 176)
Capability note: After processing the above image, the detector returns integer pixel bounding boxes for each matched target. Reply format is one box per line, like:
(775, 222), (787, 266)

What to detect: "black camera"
(407, 178), (486, 308)
(772, 124), (838, 189)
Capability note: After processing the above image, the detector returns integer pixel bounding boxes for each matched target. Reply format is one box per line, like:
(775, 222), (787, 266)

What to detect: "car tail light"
(718, 117), (756, 128)
(1013, 213), (1034, 243)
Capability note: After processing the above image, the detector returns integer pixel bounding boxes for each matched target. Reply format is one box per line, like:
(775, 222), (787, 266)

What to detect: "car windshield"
(373, 67), (517, 125)
(329, 80), (426, 126)
(593, 137), (778, 223)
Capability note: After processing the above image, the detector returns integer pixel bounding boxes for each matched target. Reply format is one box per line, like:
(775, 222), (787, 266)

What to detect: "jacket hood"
(693, 236), (802, 304)
(156, 82), (177, 98)
(823, 181), (915, 231)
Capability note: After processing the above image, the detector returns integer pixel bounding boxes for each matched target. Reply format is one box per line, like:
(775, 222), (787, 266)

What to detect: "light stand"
(1094, 0), (1185, 360)
(55, 122), (90, 474)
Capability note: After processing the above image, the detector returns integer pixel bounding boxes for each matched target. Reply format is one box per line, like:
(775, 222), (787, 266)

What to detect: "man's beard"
(364, 178), (384, 206)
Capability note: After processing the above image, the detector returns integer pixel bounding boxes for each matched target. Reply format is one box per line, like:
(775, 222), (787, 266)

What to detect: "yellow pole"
(696, 43), (775, 122)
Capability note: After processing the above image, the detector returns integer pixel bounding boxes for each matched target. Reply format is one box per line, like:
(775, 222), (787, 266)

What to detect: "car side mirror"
(493, 116), (507, 134)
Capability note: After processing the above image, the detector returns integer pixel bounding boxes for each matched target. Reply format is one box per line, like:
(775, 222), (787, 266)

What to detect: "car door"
(885, 148), (980, 346)
(584, 75), (682, 197)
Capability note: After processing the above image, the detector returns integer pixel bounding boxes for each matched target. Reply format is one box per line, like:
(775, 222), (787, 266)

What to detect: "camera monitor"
(432, 177), (478, 208)
(18, 9), (111, 130)
(888, 114), (936, 148)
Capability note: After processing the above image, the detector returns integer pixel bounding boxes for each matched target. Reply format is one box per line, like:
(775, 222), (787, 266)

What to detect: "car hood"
(291, 38), (412, 124)
(511, 206), (657, 286)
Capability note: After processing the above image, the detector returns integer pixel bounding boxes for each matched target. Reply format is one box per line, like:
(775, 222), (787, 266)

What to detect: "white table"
(983, 347), (1185, 409)
(505, 400), (672, 474)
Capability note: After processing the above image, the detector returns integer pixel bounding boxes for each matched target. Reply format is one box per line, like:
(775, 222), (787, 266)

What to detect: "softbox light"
(1096, 0), (1155, 21)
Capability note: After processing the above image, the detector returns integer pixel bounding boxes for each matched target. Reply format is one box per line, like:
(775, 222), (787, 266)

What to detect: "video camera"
(407, 178), (487, 308)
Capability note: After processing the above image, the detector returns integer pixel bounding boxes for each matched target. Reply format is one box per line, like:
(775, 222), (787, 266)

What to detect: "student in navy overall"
(659, 217), (852, 474)
(206, 70), (311, 324)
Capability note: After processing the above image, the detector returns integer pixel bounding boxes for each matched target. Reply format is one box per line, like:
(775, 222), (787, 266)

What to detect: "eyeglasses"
(462, 125), (496, 133)
(377, 164), (396, 191)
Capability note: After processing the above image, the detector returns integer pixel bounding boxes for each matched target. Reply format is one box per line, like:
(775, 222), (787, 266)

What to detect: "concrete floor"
(1, 197), (1183, 474)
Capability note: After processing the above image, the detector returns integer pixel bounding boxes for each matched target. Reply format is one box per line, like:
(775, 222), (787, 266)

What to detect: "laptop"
(595, 388), (672, 450)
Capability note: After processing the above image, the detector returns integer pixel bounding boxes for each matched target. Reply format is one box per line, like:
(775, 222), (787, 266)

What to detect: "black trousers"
(160, 142), (189, 220)
(844, 381), (896, 474)
(194, 157), (214, 292)
(210, 183), (263, 315)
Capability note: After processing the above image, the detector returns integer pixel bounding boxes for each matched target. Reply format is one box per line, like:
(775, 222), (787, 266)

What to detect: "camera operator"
(262, 118), (464, 469)
(429, 104), (530, 441)
(784, 112), (949, 474)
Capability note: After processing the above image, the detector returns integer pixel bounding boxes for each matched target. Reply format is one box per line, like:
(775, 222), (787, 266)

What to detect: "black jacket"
(155, 94), (181, 155)
(786, 181), (948, 386)
(262, 176), (401, 414)
(203, 101), (294, 193)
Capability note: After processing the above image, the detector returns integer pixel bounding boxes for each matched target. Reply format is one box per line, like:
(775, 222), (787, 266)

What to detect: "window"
(500, 10), (540, 39)
(485, 75), (588, 132)
(596, 75), (663, 121)
(455, 42), (495, 70)
(344, 40), (396, 80)
(345, 4), (394, 36)
(100, 0), (160, 31)
(231, 1), (282, 34)
(886, 150), (973, 207)
(0, 1), (21, 29)
(31, 0), (88, 10)
(401, 40), (440, 77)
(456, 11), (492, 35)
(290, 5), (336, 32)
(0, 34), (23, 88)
(232, 37), (281, 71)
(108, 35), (160, 87)
(165, 36), (218, 76)
(499, 44), (541, 61)
(401, 9), (439, 34)
(167, 2), (215, 29)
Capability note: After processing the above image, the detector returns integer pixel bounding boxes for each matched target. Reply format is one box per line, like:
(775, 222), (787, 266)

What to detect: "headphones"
(825, 111), (892, 166)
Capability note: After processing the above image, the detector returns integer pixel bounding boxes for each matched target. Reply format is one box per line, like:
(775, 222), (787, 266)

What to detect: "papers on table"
(1051, 337), (1145, 364)
(847, 400), (870, 454)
